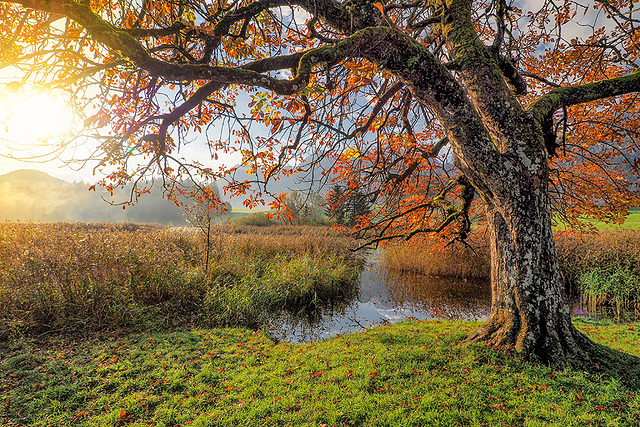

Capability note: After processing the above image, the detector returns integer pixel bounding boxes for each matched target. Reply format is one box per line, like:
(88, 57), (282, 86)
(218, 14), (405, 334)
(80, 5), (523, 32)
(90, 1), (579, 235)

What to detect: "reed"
(382, 236), (491, 280)
(0, 222), (360, 336)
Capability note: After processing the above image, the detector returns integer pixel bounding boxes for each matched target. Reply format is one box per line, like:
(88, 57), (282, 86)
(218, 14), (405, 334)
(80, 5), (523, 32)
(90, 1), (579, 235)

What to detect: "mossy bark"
(457, 125), (597, 366)
(468, 179), (593, 365)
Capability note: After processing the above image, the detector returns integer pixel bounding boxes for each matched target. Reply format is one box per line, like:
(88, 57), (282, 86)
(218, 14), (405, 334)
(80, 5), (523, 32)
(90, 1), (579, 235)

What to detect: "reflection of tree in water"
(384, 269), (491, 320)
(268, 290), (361, 343)
(277, 284), (359, 322)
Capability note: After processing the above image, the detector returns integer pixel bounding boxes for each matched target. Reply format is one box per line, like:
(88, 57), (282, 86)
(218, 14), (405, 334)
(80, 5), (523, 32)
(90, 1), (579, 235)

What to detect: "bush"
(233, 212), (277, 226)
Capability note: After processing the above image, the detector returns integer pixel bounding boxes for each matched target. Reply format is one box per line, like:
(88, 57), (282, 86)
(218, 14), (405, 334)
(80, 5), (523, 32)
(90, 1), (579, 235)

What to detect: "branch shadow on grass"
(577, 341), (640, 391)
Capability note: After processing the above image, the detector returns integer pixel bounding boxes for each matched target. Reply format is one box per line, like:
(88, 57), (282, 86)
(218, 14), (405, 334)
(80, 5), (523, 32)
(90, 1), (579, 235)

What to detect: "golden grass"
(383, 230), (640, 286)
(382, 236), (491, 280)
(0, 222), (358, 335)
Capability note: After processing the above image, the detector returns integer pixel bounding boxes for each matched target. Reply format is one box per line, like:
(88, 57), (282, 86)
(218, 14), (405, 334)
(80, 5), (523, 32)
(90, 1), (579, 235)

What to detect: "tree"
(327, 183), (371, 226)
(282, 190), (327, 225)
(181, 181), (228, 273)
(2, 0), (639, 365)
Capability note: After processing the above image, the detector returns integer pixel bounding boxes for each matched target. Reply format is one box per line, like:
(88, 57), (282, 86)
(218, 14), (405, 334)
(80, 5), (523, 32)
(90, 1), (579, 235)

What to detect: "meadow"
(2, 319), (640, 426)
(2, 220), (640, 426)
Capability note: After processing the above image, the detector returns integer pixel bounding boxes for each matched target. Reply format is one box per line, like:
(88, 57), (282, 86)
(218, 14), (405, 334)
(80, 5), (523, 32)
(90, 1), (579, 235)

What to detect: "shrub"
(233, 212), (277, 226)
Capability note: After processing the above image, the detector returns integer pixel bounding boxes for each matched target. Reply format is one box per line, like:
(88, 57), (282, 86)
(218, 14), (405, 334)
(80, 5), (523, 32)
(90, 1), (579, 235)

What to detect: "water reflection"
(269, 251), (491, 343)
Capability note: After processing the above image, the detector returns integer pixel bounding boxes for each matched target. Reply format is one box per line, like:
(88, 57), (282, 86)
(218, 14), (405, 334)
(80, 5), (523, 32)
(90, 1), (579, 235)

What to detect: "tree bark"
(466, 139), (594, 365)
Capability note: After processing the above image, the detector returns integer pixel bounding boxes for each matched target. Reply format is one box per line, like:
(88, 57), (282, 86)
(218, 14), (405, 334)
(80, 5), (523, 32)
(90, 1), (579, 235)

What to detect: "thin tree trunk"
(205, 216), (211, 274)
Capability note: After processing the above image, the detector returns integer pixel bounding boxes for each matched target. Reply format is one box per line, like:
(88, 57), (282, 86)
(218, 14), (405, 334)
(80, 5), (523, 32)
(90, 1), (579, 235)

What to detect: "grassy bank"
(0, 223), (360, 336)
(578, 207), (640, 231)
(1, 319), (639, 426)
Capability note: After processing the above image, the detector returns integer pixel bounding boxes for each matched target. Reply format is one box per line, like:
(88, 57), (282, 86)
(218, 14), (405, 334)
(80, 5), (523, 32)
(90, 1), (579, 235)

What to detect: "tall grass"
(577, 267), (639, 319)
(0, 222), (360, 336)
(556, 230), (640, 318)
(555, 230), (640, 287)
(383, 230), (640, 317)
(382, 237), (490, 280)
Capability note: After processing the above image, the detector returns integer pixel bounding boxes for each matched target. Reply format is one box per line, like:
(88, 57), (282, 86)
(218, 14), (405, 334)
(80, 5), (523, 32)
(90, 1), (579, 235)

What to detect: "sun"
(0, 89), (75, 144)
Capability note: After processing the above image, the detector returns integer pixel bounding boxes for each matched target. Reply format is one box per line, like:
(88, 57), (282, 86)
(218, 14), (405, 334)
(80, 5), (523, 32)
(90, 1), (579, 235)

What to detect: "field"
(2, 221), (640, 426)
(0, 223), (360, 336)
(570, 207), (640, 231)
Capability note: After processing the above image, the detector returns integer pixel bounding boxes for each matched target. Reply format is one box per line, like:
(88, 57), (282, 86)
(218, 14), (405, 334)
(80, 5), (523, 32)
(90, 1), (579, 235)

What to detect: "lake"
(269, 250), (492, 343)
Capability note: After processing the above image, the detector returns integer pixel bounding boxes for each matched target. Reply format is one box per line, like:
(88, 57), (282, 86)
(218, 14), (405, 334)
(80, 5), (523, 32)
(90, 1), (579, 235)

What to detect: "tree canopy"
(2, 0), (637, 227)
(2, 0), (640, 365)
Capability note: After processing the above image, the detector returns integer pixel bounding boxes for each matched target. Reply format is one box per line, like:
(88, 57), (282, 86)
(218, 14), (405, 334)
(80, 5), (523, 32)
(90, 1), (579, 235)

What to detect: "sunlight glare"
(0, 89), (75, 144)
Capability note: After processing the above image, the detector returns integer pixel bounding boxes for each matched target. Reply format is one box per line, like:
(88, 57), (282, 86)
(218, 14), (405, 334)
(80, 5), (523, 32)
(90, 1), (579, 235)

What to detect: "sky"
(0, 0), (631, 183)
(0, 85), (237, 183)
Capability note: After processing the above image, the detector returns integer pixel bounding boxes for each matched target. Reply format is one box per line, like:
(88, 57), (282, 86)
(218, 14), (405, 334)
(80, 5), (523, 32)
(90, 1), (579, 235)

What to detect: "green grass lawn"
(615, 207), (640, 229)
(3, 319), (640, 426)
(230, 207), (273, 213)
(577, 207), (640, 231)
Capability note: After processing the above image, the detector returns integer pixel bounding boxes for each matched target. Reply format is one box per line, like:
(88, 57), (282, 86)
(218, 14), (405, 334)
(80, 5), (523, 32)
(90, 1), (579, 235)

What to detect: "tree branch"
(123, 21), (186, 38)
(529, 70), (640, 123)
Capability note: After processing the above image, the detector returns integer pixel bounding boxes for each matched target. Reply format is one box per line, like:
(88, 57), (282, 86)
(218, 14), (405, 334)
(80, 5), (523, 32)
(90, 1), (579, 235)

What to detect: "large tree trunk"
(466, 146), (594, 365)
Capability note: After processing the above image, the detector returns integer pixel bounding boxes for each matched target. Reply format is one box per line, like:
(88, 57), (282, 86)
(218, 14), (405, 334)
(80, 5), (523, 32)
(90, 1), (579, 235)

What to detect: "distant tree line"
(0, 170), (226, 225)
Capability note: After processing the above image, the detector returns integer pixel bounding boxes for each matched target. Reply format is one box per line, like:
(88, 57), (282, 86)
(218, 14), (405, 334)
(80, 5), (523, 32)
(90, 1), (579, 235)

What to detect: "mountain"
(0, 170), (192, 224)
(0, 169), (64, 185)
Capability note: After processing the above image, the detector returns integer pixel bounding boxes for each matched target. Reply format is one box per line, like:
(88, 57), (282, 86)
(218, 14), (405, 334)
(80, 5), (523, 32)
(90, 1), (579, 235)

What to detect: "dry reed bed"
(383, 230), (640, 316)
(382, 236), (491, 280)
(0, 223), (359, 335)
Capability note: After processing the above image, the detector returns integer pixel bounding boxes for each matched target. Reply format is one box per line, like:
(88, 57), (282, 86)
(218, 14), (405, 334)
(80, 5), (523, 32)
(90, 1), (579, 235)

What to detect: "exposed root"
(467, 314), (640, 388)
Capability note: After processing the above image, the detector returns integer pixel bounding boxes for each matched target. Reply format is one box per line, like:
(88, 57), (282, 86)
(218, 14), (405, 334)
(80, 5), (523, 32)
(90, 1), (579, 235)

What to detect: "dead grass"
(555, 230), (640, 285)
(0, 222), (359, 336)
(382, 230), (640, 288)
(382, 236), (491, 280)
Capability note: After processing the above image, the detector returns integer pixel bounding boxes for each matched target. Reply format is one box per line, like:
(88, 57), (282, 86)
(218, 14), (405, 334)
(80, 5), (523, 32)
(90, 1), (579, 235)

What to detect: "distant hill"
(0, 169), (205, 224)
(0, 169), (64, 185)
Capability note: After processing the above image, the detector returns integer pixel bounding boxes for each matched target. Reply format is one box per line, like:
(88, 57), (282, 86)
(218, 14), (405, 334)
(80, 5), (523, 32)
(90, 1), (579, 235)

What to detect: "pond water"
(268, 250), (492, 343)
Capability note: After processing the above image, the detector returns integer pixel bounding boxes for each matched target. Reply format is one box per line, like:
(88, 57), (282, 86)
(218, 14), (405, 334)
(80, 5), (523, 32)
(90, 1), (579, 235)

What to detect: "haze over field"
(0, 169), (190, 224)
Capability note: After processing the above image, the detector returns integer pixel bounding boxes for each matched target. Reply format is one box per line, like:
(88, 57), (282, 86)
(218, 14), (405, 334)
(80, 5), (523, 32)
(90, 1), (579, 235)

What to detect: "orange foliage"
(0, 0), (638, 242)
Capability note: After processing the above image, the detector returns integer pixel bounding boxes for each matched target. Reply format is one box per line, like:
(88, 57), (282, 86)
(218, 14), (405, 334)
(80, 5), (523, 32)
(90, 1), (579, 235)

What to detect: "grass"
(2, 319), (640, 426)
(0, 223), (360, 336)
(579, 207), (640, 231)
(382, 236), (490, 279)
(383, 229), (640, 318)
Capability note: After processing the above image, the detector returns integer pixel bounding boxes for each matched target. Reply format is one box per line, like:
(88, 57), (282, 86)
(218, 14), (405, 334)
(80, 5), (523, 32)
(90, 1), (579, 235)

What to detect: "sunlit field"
(2, 320), (640, 426)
